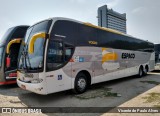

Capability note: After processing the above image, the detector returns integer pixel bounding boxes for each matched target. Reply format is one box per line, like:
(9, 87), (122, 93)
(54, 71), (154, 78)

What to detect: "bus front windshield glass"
(0, 28), (14, 46)
(19, 20), (51, 70)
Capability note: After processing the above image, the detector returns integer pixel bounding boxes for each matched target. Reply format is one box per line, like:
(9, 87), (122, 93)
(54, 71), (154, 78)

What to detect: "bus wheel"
(138, 66), (143, 78)
(73, 73), (88, 94)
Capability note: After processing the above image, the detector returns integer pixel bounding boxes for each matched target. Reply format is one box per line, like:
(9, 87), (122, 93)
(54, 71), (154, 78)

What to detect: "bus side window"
(65, 44), (74, 61)
(46, 40), (64, 71)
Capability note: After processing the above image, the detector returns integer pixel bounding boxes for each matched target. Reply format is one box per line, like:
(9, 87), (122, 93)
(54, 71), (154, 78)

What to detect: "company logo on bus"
(102, 48), (120, 71)
(122, 53), (135, 59)
(88, 41), (98, 45)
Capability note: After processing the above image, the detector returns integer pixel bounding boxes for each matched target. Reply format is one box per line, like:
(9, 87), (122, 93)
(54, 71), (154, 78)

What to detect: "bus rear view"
(0, 26), (29, 85)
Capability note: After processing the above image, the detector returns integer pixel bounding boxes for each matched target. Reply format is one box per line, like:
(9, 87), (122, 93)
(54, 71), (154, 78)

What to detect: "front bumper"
(17, 79), (47, 95)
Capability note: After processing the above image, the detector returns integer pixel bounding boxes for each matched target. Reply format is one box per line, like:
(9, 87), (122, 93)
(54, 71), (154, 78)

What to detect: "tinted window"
(46, 40), (74, 71)
(51, 20), (154, 52)
(51, 20), (77, 45)
(98, 29), (115, 47)
(77, 24), (98, 46)
(0, 28), (14, 45)
(46, 40), (64, 71)
(11, 26), (29, 39)
(64, 43), (74, 61)
(97, 29), (154, 52)
(51, 21), (98, 46)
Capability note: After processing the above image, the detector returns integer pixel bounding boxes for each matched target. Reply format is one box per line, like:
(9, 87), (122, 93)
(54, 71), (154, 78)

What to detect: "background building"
(98, 5), (127, 34)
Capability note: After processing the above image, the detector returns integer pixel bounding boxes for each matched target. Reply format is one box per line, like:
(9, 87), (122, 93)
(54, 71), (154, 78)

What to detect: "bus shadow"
(0, 84), (21, 97)
(0, 83), (18, 88)
(17, 72), (160, 111)
(0, 83), (31, 97)
(152, 70), (160, 73)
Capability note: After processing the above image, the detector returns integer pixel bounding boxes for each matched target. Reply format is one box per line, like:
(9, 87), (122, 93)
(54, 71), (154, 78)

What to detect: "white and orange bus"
(17, 18), (155, 95)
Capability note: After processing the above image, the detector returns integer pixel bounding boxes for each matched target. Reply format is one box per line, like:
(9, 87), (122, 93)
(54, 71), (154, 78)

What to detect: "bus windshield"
(0, 47), (3, 67)
(19, 20), (51, 70)
(0, 28), (14, 46)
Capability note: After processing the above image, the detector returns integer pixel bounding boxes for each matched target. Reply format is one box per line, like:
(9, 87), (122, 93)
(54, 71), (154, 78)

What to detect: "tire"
(73, 73), (88, 94)
(138, 66), (143, 78)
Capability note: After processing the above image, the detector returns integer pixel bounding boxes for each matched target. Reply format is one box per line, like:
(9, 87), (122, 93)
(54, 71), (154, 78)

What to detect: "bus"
(17, 17), (155, 95)
(155, 44), (160, 70)
(0, 25), (29, 85)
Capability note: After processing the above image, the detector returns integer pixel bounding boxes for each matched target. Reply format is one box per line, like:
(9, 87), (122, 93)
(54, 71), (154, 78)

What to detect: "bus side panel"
(71, 47), (98, 84)
(45, 63), (72, 94)
(71, 47), (153, 85)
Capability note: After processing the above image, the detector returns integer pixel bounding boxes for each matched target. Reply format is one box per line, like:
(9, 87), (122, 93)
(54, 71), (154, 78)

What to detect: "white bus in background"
(155, 44), (160, 70)
(17, 17), (155, 95)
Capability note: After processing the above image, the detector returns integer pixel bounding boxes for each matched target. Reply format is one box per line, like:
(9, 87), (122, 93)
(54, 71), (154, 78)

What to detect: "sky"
(0, 0), (160, 43)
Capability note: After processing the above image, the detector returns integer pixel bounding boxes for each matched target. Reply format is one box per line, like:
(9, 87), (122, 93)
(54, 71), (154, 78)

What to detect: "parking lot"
(0, 71), (160, 116)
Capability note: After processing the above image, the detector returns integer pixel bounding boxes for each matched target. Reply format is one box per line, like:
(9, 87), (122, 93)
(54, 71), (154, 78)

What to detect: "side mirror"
(6, 57), (11, 68)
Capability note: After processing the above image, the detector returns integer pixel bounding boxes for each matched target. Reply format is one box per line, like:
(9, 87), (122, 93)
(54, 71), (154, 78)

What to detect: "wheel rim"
(77, 78), (86, 91)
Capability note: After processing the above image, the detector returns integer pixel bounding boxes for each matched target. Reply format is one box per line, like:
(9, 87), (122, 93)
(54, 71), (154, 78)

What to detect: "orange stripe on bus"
(102, 53), (118, 63)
